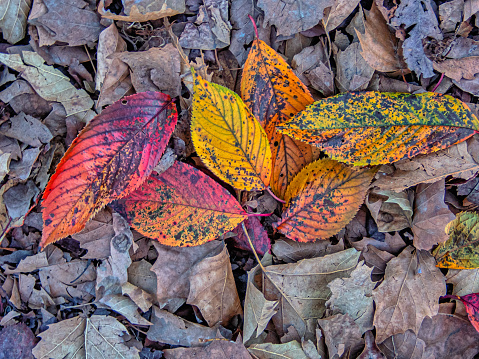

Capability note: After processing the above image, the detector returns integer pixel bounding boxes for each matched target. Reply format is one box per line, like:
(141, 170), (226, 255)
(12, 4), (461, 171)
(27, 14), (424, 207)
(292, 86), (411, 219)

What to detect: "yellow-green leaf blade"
(278, 92), (479, 166)
(191, 71), (272, 191)
(434, 212), (479, 269)
(275, 159), (376, 242)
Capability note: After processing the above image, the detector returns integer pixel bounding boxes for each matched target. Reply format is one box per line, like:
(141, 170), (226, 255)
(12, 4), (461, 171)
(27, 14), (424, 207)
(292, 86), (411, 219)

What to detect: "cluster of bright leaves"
(40, 36), (479, 252)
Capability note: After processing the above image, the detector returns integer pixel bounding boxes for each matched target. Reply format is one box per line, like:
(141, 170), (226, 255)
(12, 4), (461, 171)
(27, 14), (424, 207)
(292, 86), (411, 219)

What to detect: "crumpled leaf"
(32, 315), (140, 359)
(434, 211), (479, 269)
(412, 179), (455, 250)
(275, 159), (375, 242)
(356, 1), (408, 73)
(366, 189), (413, 233)
(324, 0), (360, 32)
(113, 161), (246, 247)
(373, 246), (446, 343)
(187, 245), (243, 326)
(98, 0), (185, 21)
(0, 51), (93, 116)
(191, 70), (271, 191)
(258, 0), (334, 37)
(241, 38), (319, 197)
(263, 248), (360, 337)
(278, 92), (479, 166)
(41, 92), (177, 248)
(326, 262), (375, 334)
(248, 341), (308, 359)
(0, 0), (32, 44)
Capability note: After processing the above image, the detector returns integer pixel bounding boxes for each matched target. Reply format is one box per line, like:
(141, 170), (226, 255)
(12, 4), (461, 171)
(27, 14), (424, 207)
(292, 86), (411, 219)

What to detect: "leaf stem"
(265, 186), (286, 203)
(248, 14), (259, 39)
(247, 212), (273, 217)
(242, 222), (266, 272)
(432, 73), (445, 92)
(440, 294), (460, 300)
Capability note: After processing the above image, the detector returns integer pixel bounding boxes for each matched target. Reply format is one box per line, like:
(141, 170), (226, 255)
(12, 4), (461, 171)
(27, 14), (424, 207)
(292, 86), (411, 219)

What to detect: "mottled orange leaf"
(191, 70), (271, 191)
(41, 92), (177, 248)
(241, 38), (320, 197)
(112, 161), (247, 247)
(434, 212), (479, 269)
(275, 159), (376, 242)
(278, 92), (479, 166)
(442, 293), (479, 334)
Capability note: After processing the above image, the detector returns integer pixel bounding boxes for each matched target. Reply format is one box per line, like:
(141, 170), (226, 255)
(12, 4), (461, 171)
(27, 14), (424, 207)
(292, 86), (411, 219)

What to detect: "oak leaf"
(275, 159), (375, 242)
(241, 38), (319, 197)
(41, 92), (177, 248)
(191, 70), (272, 191)
(113, 161), (246, 247)
(278, 92), (479, 166)
(373, 246), (446, 343)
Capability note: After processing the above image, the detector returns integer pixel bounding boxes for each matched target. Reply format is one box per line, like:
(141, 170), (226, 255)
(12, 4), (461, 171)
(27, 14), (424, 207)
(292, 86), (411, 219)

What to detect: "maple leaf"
(113, 161), (247, 247)
(41, 92), (177, 248)
(275, 159), (375, 242)
(241, 37), (320, 197)
(278, 91), (479, 166)
(191, 70), (272, 191)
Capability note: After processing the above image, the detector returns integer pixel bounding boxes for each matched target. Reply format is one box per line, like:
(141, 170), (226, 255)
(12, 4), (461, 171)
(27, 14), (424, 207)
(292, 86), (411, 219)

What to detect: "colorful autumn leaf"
(112, 161), (247, 247)
(434, 211), (479, 269)
(274, 159), (376, 242)
(241, 38), (319, 197)
(41, 92), (177, 248)
(278, 92), (479, 166)
(442, 293), (479, 334)
(191, 70), (272, 191)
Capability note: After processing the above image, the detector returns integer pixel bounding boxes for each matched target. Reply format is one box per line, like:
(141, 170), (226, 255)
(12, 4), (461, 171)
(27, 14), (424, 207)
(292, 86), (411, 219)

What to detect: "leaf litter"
(2, 1), (479, 358)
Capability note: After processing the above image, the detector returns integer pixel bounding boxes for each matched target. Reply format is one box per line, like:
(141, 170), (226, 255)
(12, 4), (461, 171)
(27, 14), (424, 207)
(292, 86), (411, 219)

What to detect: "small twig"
(432, 73), (445, 93)
(265, 187), (286, 203)
(84, 45), (96, 76)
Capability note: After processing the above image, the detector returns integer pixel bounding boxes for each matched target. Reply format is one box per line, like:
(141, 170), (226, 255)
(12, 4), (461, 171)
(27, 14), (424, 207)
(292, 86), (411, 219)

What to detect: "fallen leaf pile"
(1, 1), (479, 358)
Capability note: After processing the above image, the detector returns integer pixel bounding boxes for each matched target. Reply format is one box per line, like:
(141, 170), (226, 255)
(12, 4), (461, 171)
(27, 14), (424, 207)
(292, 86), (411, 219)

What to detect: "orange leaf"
(41, 92), (177, 248)
(191, 70), (271, 191)
(112, 161), (247, 247)
(275, 159), (375, 242)
(241, 38), (320, 197)
(278, 92), (479, 166)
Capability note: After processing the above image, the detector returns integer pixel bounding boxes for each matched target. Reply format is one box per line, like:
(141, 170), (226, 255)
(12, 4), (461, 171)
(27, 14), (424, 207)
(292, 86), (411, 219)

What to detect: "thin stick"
(266, 187), (286, 204)
(248, 14), (259, 39)
(242, 222), (266, 272)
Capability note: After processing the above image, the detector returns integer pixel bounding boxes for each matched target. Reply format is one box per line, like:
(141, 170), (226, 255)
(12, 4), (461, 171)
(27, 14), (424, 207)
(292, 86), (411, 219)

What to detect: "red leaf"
(41, 92), (177, 248)
(112, 161), (247, 247)
(231, 216), (271, 256)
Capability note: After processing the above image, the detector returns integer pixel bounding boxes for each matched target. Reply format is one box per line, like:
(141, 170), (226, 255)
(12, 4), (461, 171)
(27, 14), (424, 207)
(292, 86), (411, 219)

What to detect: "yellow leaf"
(191, 69), (272, 191)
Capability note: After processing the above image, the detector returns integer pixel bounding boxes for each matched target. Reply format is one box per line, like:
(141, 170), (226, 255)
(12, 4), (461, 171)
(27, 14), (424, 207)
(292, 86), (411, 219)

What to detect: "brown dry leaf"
(336, 42), (375, 92)
(373, 246), (446, 343)
(243, 263), (278, 343)
(372, 138), (479, 192)
(411, 179), (455, 250)
(229, 0), (261, 65)
(324, 0), (360, 32)
(366, 189), (413, 232)
(464, 0), (479, 20)
(446, 269), (479, 296)
(151, 240), (223, 301)
(115, 45), (181, 97)
(0, 0), (32, 44)
(147, 306), (231, 347)
(98, 0), (185, 22)
(258, 0), (334, 37)
(356, 1), (408, 73)
(263, 248), (360, 337)
(0, 51), (93, 117)
(326, 262), (375, 334)
(0, 323), (36, 359)
(378, 330), (427, 359)
(433, 57), (479, 82)
(318, 313), (364, 359)
(32, 315), (140, 359)
(248, 341), (308, 359)
(439, 0), (464, 33)
(360, 244), (395, 281)
(187, 245), (243, 327)
(357, 331), (386, 359)
(121, 282), (154, 312)
(179, 0), (231, 50)
(272, 238), (343, 263)
(29, 0), (101, 46)
(164, 337), (251, 359)
(128, 259), (157, 298)
(72, 209), (114, 259)
(98, 294), (152, 326)
(1, 112), (52, 147)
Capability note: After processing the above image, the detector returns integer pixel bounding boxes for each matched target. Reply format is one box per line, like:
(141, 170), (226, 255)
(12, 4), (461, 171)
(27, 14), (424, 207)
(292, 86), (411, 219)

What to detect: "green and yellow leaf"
(275, 159), (376, 242)
(278, 92), (479, 166)
(191, 70), (272, 191)
(241, 39), (320, 197)
(434, 212), (479, 269)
